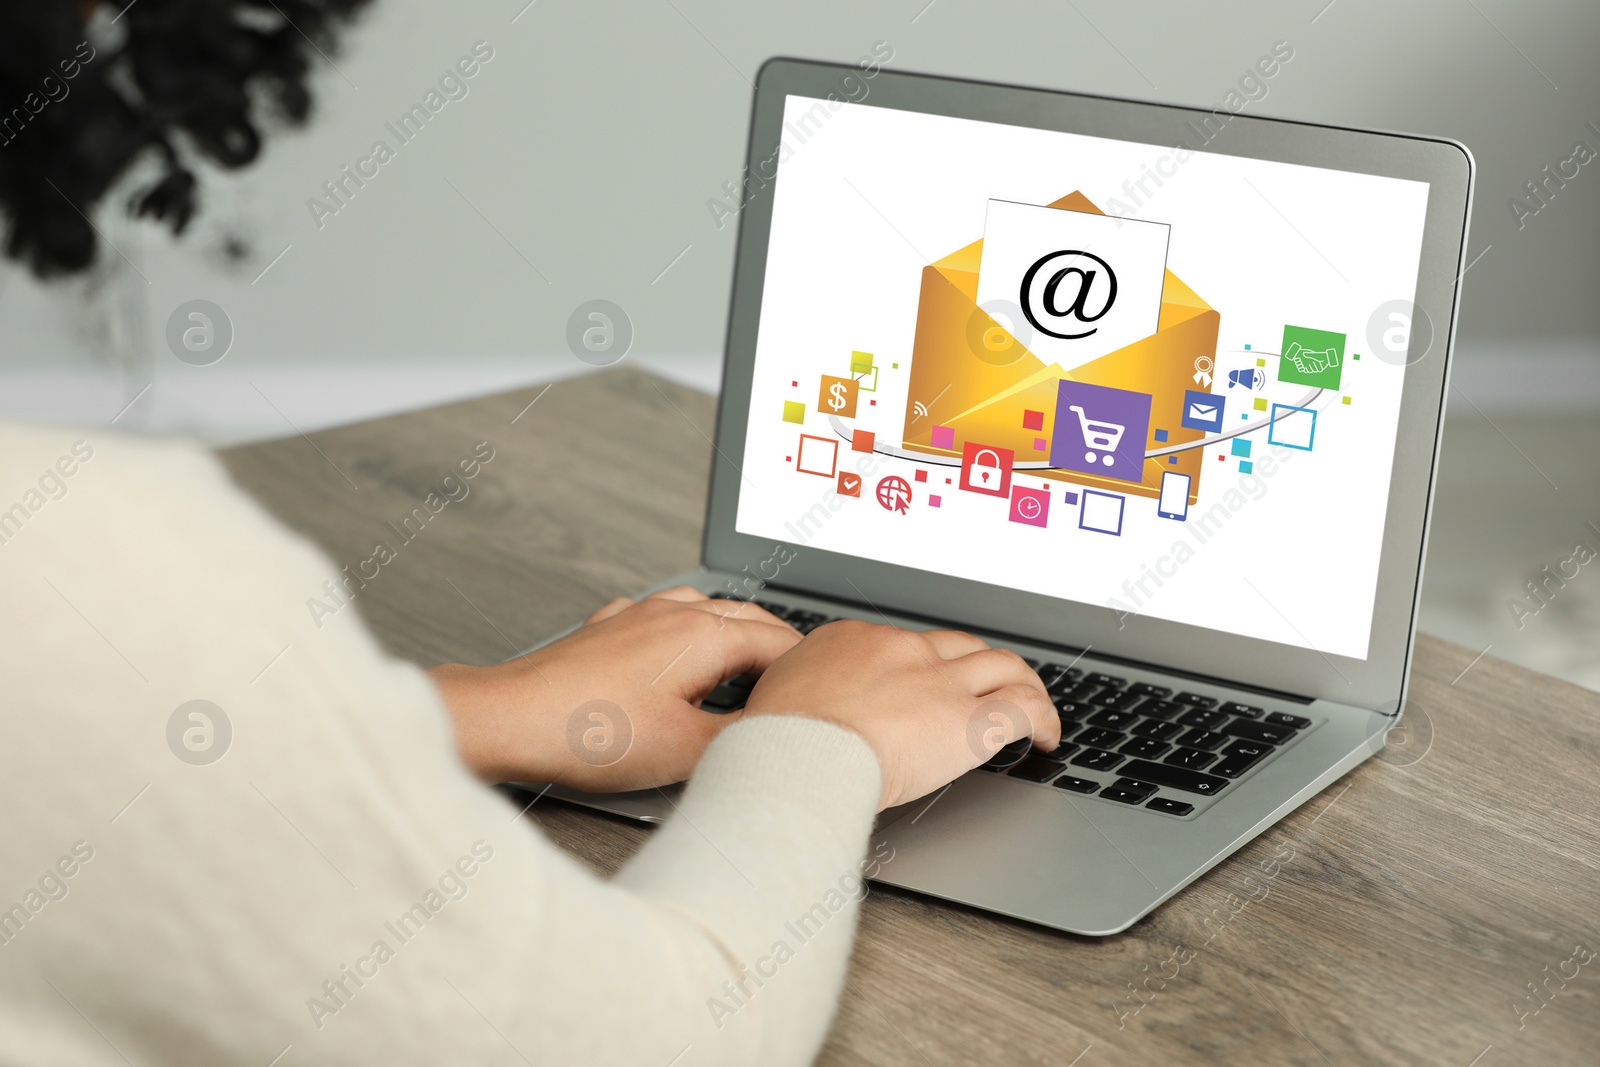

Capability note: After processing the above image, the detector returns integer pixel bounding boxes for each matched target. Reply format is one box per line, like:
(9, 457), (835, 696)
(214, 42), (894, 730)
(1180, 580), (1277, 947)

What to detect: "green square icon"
(782, 400), (805, 424)
(1253, 397), (1268, 412)
(1278, 325), (1347, 391)
(850, 351), (879, 393)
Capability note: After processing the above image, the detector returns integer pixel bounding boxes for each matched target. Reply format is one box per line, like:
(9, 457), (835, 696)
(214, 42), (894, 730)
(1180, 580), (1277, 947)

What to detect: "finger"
(645, 585), (711, 603)
(687, 598), (796, 630)
(982, 681), (1061, 751)
(585, 596), (635, 624)
(919, 628), (990, 660)
(706, 616), (804, 681)
(947, 647), (1046, 700)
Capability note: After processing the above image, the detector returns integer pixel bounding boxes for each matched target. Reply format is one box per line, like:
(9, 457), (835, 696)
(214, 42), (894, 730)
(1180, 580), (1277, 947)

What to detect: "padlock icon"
(960, 441), (1012, 496)
(972, 449), (1001, 485)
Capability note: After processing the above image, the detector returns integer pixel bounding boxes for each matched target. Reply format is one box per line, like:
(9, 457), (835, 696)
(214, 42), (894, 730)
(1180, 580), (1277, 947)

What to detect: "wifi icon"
(913, 401), (930, 419)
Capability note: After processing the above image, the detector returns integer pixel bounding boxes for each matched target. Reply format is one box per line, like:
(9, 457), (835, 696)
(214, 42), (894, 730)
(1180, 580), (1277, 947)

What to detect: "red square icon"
(1022, 409), (1044, 431)
(913, 469), (928, 483)
(959, 441), (1013, 497)
(851, 429), (875, 453)
(836, 470), (862, 497)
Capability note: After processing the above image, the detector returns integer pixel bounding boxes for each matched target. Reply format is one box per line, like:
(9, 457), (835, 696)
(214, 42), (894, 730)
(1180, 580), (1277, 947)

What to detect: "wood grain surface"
(223, 368), (1600, 1067)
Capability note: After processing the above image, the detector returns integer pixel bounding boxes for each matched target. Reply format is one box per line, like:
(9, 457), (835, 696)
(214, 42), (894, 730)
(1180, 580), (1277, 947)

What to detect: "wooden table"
(224, 368), (1600, 1067)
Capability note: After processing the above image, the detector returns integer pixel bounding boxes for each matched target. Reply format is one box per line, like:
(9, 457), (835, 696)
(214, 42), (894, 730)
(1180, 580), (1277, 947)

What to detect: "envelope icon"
(1189, 402), (1219, 421)
(900, 192), (1218, 503)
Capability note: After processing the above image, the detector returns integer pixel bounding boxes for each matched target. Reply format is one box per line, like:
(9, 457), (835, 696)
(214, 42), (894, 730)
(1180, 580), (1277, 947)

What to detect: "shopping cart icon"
(1067, 404), (1125, 467)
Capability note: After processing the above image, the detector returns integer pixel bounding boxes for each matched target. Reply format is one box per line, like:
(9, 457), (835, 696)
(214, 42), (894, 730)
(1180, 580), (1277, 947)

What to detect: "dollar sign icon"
(818, 376), (856, 418)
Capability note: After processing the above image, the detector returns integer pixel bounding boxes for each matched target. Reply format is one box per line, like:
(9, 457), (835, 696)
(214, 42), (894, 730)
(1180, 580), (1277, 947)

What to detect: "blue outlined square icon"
(1078, 489), (1125, 536)
(1267, 403), (1317, 451)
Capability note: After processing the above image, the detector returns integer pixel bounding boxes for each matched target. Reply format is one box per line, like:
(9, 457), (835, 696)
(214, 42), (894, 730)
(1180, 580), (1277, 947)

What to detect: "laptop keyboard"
(704, 594), (1316, 819)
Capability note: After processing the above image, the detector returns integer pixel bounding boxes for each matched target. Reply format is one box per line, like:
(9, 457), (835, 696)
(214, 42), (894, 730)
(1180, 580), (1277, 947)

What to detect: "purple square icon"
(1051, 380), (1151, 484)
(930, 425), (955, 450)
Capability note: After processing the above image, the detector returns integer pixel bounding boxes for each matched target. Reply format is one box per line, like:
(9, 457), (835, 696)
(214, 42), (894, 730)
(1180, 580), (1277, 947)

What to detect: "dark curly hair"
(0, 0), (371, 278)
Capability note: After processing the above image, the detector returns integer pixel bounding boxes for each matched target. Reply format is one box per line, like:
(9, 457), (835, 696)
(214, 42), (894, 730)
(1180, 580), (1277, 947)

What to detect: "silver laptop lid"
(703, 58), (1473, 712)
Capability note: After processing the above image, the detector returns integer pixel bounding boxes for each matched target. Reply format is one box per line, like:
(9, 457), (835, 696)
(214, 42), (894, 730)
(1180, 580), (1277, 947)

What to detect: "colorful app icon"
(1179, 389), (1226, 434)
(875, 475), (912, 513)
(1267, 403), (1317, 451)
(819, 375), (859, 418)
(959, 441), (1013, 497)
(1078, 489), (1125, 535)
(795, 434), (838, 478)
(1277, 325), (1346, 391)
(1009, 485), (1050, 527)
(1050, 380), (1151, 484)
(837, 470), (862, 497)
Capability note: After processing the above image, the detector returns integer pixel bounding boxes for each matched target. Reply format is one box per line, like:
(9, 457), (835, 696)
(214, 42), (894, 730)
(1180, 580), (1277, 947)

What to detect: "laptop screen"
(734, 93), (1432, 662)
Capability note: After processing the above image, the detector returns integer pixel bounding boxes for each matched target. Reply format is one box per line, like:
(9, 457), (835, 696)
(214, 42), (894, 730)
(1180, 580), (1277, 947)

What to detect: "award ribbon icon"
(1192, 355), (1214, 387)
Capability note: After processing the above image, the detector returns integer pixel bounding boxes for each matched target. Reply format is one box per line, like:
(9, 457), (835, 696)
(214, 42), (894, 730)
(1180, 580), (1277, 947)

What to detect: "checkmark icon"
(837, 471), (862, 497)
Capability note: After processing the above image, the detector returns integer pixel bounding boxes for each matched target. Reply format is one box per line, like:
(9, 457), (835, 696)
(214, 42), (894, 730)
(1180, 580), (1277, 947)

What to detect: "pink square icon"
(930, 425), (955, 450)
(929, 495), (942, 507)
(1022, 409), (1044, 431)
(913, 469), (928, 483)
(1033, 437), (1048, 451)
(1008, 485), (1050, 528)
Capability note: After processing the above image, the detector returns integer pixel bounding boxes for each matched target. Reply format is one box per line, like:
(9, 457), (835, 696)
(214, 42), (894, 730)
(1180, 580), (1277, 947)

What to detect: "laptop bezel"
(701, 57), (1473, 712)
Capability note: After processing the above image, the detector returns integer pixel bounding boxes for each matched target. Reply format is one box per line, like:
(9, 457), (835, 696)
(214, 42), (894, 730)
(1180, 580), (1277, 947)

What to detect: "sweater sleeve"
(0, 423), (880, 1067)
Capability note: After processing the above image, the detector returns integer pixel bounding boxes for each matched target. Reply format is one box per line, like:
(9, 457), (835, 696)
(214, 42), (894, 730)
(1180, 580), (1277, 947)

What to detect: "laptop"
(524, 58), (1473, 936)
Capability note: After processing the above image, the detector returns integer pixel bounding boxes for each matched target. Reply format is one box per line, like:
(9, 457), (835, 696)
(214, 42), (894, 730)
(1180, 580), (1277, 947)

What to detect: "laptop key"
(1052, 775), (1099, 794)
(1117, 758), (1228, 796)
(1088, 708), (1139, 729)
(1055, 703), (1095, 725)
(1108, 778), (1158, 802)
(1098, 691), (1146, 713)
(1008, 756), (1065, 782)
(1164, 746), (1218, 770)
(980, 738), (1031, 771)
(1070, 748), (1126, 772)
(701, 683), (748, 711)
(1089, 673), (1127, 689)
(1119, 737), (1171, 760)
(1131, 719), (1181, 740)
(1175, 728), (1228, 751)
(1100, 785), (1154, 805)
(1146, 797), (1196, 816)
(1220, 701), (1264, 719)
(1265, 711), (1312, 730)
(1130, 682), (1173, 698)
(1033, 742), (1079, 763)
(1175, 692), (1218, 708)
(1178, 707), (1227, 729)
(1223, 719), (1295, 745)
(1212, 740), (1271, 778)
(1138, 700), (1186, 721)
(1073, 727), (1125, 749)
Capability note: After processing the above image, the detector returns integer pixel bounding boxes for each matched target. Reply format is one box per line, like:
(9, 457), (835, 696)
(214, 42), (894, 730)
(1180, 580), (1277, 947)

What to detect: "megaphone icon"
(1227, 368), (1265, 390)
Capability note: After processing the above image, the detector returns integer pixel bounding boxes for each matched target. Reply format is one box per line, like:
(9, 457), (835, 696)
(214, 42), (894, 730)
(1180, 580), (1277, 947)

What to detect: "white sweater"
(0, 423), (882, 1066)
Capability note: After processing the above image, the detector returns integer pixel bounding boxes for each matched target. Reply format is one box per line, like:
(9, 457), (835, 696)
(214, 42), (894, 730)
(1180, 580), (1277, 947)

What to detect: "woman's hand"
(431, 587), (799, 789)
(741, 620), (1059, 810)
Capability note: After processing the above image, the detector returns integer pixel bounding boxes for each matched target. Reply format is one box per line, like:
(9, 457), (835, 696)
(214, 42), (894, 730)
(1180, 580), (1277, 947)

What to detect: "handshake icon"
(1283, 341), (1340, 376)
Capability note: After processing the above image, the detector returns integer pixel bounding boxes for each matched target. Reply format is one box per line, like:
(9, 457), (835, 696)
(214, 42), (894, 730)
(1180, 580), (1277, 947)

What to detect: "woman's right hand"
(741, 620), (1060, 810)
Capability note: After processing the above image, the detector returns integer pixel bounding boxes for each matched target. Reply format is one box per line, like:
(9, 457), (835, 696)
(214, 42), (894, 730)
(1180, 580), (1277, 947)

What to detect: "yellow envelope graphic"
(900, 192), (1218, 503)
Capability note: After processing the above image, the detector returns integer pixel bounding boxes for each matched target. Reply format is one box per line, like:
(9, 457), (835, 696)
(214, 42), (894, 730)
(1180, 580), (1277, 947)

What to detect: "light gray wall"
(2, 0), (1596, 380)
